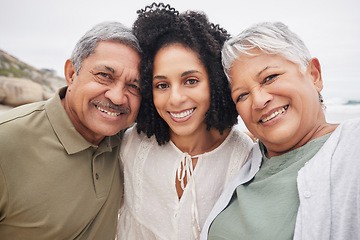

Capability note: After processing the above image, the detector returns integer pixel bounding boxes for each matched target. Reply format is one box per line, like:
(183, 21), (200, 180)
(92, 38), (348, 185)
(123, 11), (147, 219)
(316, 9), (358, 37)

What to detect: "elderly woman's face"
(229, 50), (323, 157)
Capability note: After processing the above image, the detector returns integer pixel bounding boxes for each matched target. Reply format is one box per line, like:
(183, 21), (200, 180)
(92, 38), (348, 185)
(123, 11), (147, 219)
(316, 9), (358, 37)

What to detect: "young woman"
(117, 3), (253, 240)
(201, 21), (360, 240)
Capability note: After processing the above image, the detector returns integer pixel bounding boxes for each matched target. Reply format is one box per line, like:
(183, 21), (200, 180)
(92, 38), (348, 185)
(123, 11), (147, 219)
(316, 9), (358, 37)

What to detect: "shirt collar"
(45, 87), (121, 155)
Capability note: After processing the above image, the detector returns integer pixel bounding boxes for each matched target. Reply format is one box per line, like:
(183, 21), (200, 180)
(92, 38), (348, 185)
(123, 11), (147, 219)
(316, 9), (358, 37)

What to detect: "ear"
(64, 59), (76, 86)
(307, 58), (323, 92)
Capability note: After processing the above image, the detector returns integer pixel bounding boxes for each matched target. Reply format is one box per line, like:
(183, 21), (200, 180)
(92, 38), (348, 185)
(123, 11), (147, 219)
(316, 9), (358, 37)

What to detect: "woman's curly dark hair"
(134, 2), (238, 145)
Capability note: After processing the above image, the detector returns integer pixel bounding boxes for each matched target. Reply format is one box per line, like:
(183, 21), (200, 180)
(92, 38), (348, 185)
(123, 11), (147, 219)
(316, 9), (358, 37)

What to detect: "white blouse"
(117, 125), (253, 240)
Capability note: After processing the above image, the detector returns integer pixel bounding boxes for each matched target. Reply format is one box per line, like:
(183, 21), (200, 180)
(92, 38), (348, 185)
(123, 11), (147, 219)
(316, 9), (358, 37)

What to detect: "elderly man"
(0, 21), (141, 239)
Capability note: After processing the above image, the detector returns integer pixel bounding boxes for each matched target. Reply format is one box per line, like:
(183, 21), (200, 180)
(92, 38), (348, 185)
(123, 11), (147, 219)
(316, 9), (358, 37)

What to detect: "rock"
(0, 49), (66, 108)
(0, 76), (51, 107)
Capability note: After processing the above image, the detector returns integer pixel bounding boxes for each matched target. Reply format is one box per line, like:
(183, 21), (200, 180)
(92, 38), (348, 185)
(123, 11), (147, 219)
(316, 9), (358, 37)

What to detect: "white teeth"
(261, 106), (288, 123)
(96, 106), (121, 116)
(170, 108), (194, 118)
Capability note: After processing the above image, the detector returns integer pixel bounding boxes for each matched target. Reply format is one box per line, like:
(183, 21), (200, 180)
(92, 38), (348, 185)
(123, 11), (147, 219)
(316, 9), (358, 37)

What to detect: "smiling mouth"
(96, 105), (121, 116)
(260, 105), (289, 123)
(91, 100), (130, 117)
(169, 108), (195, 119)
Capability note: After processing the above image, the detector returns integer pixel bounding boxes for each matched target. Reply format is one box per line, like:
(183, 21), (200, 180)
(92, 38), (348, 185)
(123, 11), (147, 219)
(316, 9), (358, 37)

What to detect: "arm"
(0, 163), (8, 222)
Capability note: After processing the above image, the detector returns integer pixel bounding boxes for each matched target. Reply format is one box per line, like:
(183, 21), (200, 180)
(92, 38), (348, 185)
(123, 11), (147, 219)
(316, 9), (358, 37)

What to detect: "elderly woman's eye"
(264, 74), (278, 83)
(236, 93), (248, 103)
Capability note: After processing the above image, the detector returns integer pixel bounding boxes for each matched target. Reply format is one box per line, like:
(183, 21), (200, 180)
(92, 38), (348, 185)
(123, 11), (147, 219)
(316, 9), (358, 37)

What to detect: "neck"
(266, 121), (338, 158)
(170, 127), (231, 156)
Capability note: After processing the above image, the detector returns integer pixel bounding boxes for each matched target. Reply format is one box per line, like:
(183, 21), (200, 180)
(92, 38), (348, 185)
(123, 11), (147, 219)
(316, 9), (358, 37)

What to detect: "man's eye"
(98, 72), (111, 78)
(129, 84), (140, 90)
(127, 83), (141, 96)
(93, 72), (113, 83)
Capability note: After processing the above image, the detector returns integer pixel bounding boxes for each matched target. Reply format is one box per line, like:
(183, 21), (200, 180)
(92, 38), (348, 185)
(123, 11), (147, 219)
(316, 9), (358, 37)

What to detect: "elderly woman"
(200, 22), (360, 240)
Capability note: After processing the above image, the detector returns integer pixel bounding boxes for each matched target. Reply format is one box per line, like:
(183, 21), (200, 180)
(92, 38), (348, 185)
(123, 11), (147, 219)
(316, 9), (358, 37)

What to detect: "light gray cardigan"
(200, 118), (360, 240)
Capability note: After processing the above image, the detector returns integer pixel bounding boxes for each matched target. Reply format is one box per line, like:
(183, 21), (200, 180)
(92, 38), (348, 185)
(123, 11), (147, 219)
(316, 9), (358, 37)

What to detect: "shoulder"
(122, 124), (151, 143)
(307, 118), (360, 171)
(120, 124), (158, 158)
(229, 127), (255, 150)
(0, 101), (45, 125)
(338, 118), (360, 132)
(327, 118), (360, 145)
(0, 102), (46, 142)
(223, 127), (256, 180)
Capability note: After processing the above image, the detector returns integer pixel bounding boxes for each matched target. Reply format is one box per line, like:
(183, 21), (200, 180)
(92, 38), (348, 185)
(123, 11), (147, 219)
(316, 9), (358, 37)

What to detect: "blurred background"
(1, 0), (359, 124)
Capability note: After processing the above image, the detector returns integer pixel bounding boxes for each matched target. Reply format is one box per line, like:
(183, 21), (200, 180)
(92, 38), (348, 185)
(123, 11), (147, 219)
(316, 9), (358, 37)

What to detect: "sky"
(1, 0), (360, 102)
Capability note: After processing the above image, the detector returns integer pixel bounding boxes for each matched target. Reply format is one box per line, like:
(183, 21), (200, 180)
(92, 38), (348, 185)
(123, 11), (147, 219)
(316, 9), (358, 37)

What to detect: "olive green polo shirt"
(0, 88), (123, 240)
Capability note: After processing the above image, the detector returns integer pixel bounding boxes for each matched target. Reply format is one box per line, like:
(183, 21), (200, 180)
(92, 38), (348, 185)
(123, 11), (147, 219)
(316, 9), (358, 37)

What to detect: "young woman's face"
(230, 49), (323, 156)
(152, 43), (211, 139)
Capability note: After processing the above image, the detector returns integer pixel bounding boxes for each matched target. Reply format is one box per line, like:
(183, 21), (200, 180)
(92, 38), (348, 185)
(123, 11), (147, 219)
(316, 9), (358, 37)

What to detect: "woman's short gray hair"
(222, 22), (311, 83)
(71, 21), (141, 74)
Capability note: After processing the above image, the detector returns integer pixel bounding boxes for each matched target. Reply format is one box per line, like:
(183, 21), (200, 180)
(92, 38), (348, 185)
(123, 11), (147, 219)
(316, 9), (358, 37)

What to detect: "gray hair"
(71, 21), (141, 74)
(222, 22), (311, 82)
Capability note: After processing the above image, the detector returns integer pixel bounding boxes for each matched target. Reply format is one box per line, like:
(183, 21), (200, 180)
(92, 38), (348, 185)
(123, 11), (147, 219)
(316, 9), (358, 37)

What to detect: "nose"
(251, 88), (272, 110)
(168, 85), (186, 105)
(104, 82), (127, 105)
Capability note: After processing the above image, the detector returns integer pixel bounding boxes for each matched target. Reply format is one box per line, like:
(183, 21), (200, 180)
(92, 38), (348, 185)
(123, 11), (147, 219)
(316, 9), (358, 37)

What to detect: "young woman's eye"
(185, 78), (199, 85)
(155, 83), (168, 89)
(264, 74), (278, 83)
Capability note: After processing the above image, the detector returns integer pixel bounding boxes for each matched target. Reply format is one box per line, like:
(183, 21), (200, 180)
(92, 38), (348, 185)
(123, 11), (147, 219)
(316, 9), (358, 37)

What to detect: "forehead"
(153, 44), (207, 76)
(83, 41), (140, 76)
(230, 51), (295, 76)
(90, 41), (140, 65)
(155, 44), (202, 65)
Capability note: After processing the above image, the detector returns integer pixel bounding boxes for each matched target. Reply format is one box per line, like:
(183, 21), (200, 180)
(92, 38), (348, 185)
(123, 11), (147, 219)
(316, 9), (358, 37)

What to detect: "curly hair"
(134, 2), (238, 145)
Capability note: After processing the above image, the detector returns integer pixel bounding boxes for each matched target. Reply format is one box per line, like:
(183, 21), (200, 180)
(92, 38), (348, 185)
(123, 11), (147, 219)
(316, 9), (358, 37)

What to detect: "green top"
(0, 87), (123, 240)
(208, 133), (331, 240)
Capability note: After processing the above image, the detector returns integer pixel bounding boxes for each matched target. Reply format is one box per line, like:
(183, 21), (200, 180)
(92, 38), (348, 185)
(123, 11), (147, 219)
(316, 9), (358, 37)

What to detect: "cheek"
(131, 96), (141, 112)
(236, 104), (248, 119)
(200, 93), (211, 110)
(152, 93), (165, 115)
(152, 93), (160, 108)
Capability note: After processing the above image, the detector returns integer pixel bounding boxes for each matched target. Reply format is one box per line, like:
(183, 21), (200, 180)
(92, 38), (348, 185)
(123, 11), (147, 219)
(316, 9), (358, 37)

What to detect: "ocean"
(324, 101), (360, 123)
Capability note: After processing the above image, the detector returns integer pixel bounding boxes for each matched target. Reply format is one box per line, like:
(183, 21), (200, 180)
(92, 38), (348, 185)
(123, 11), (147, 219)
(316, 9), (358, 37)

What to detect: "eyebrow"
(181, 70), (201, 77)
(93, 65), (115, 74)
(130, 78), (140, 83)
(257, 66), (278, 78)
(153, 70), (202, 80)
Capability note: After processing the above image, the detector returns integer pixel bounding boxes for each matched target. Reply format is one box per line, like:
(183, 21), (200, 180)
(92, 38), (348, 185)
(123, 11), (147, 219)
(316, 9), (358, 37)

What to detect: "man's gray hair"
(71, 21), (141, 74)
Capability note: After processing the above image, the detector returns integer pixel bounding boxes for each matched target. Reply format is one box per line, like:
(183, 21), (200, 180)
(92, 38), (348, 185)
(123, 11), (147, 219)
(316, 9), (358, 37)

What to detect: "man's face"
(63, 41), (141, 145)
